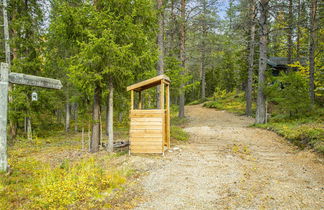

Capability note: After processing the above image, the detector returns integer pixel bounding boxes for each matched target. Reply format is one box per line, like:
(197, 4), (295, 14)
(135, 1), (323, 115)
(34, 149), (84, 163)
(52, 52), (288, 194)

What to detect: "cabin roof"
(267, 57), (289, 68)
(127, 74), (170, 92)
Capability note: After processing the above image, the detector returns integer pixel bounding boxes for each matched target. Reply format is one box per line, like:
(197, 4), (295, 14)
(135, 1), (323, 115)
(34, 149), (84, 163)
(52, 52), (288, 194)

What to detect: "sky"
(218, 0), (230, 20)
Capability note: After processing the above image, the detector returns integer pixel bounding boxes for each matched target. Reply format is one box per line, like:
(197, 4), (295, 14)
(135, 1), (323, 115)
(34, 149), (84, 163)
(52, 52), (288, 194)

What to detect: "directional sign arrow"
(9, 72), (63, 89)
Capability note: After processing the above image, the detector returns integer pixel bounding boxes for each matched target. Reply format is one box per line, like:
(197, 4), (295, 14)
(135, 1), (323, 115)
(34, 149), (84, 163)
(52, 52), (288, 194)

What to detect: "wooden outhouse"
(127, 75), (171, 154)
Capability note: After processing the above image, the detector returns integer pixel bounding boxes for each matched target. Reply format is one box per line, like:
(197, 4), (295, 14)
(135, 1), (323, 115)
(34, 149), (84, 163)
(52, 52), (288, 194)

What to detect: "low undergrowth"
(170, 105), (190, 142)
(203, 91), (251, 115)
(187, 98), (209, 105)
(1, 156), (132, 209)
(255, 120), (324, 154)
(171, 126), (190, 141)
(0, 131), (136, 209)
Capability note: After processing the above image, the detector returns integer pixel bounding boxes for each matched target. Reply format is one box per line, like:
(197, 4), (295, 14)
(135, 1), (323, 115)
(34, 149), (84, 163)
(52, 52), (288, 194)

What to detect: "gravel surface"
(133, 105), (324, 209)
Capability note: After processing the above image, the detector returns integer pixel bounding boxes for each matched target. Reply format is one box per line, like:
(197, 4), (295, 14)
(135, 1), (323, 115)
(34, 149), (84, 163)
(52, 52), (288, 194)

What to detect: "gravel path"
(134, 105), (324, 209)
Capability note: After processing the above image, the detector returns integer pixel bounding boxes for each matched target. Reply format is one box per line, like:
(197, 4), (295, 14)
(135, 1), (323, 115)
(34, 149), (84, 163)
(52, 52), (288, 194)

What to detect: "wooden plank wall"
(129, 110), (164, 154)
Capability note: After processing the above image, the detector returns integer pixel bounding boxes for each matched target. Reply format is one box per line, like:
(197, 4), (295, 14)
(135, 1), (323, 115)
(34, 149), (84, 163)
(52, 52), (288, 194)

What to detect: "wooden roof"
(127, 75), (170, 91)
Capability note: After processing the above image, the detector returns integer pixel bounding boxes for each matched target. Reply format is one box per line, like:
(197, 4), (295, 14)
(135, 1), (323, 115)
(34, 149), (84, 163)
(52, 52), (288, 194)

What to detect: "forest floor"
(132, 105), (324, 209)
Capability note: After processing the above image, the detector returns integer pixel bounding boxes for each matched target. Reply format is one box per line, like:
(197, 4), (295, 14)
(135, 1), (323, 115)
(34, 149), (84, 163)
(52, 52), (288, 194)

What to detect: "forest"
(0, 0), (323, 209)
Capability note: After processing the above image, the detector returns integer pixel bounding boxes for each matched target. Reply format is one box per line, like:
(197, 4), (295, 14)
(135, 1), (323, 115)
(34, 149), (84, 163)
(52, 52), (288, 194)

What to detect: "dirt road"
(134, 105), (324, 209)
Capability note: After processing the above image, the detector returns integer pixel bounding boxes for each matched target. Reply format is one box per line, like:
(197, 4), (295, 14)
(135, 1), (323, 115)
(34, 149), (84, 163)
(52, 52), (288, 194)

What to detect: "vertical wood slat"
(138, 91), (142, 109)
(166, 84), (170, 149)
(160, 81), (165, 152)
(130, 90), (134, 110)
(160, 81), (164, 110)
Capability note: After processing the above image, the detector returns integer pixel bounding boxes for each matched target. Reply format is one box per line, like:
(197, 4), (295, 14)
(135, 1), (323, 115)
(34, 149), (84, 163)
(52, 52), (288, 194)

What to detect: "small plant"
(171, 126), (189, 141)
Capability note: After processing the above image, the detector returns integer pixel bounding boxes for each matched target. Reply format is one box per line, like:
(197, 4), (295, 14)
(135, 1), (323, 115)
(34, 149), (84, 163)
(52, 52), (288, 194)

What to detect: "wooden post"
(160, 81), (164, 110)
(0, 63), (9, 172)
(130, 90), (134, 110)
(166, 84), (170, 149)
(138, 91), (142, 109)
(160, 81), (165, 152)
(0, 62), (62, 171)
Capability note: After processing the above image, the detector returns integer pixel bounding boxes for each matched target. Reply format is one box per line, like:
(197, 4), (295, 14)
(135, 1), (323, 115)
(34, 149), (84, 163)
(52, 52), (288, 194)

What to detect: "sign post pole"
(0, 63), (9, 172)
(0, 62), (62, 172)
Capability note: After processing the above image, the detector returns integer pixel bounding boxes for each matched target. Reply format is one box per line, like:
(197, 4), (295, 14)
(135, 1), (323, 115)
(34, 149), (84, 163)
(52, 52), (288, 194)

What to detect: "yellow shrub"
(289, 61), (324, 97)
(30, 157), (128, 209)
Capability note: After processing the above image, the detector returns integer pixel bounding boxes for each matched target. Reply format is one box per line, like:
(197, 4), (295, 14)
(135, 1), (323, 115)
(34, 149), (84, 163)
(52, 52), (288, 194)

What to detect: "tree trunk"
(118, 112), (123, 122)
(296, 0), (301, 62)
(246, 0), (256, 116)
(256, 0), (269, 124)
(3, 0), (17, 141)
(287, 0), (293, 65)
(3, 0), (10, 65)
(107, 80), (114, 153)
(90, 84), (101, 153)
(309, 0), (317, 104)
(106, 102), (109, 136)
(27, 117), (32, 140)
(178, 0), (186, 118)
(156, 0), (164, 108)
(74, 103), (78, 132)
(65, 101), (70, 132)
(201, 0), (207, 100)
(24, 116), (27, 133)
(201, 56), (206, 100)
(169, 0), (176, 56)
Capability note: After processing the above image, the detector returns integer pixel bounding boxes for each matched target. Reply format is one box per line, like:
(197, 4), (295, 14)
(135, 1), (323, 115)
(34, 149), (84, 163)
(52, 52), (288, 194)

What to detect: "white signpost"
(0, 63), (62, 172)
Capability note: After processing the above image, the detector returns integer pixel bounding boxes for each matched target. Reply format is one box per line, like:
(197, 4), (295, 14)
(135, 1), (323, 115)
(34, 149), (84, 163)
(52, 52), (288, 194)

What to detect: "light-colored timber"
(127, 75), (170, 92)
(127, 75), (171, 154)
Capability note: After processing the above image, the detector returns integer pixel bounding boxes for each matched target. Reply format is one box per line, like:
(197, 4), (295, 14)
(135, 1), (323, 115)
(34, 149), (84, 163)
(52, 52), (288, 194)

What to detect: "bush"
(265, 71), (311, 117)
(171, 126), (189, 141)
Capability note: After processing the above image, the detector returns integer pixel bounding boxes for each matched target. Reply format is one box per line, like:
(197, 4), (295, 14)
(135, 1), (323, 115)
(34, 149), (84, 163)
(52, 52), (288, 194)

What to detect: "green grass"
(170, 104), (190, 142)
(203, 91), (252, 115)
(187, 98), (209, 105)
(171, 126), (189, 141)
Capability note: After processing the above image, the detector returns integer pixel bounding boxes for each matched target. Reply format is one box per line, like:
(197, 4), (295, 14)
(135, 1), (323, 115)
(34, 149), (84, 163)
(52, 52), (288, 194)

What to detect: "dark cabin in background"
(267, 57), (308, 76)
(267, 57), (289, 76)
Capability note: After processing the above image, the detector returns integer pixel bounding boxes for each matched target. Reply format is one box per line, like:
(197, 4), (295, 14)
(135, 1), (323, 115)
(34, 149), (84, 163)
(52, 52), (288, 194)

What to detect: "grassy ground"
(170, 105), (190, 143)
(0, 109), (189, 209)
(0, 131), (134, 209)
(202, 91), (324, 154)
